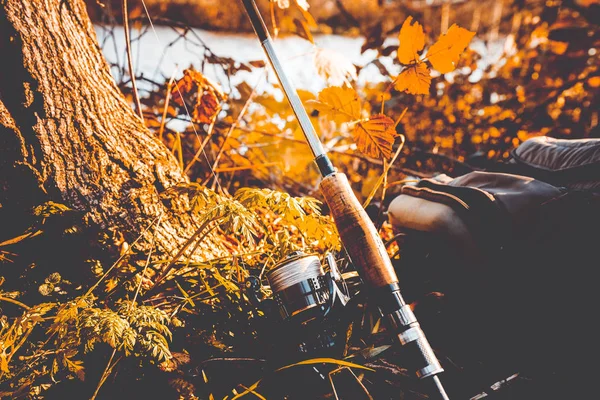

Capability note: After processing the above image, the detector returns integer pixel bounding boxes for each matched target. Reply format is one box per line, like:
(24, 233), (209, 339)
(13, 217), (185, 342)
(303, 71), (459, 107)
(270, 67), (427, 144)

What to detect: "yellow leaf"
(427, 24), (475, 74)
(394, 63), (431, 95)
(353, 114), (398, 159)
(293, 18), (314, 44)
(276, 357), (375, 373)
(0, 355), (9, 373)
(397, 16), (425, 65)
(310, 86), (361, 124)
(231, 358), (372, 399)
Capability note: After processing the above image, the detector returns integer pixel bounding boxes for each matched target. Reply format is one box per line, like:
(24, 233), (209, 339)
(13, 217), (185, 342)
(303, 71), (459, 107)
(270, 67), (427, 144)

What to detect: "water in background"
(95, 25), (506, 97)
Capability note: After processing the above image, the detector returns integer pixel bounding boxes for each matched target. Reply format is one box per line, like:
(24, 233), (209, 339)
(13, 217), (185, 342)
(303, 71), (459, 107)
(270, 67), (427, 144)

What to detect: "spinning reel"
(245, 251), (352, 357)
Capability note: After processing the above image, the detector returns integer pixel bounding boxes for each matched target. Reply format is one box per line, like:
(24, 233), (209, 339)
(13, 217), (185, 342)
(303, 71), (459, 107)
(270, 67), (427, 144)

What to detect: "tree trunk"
(0, 0), (223, 259)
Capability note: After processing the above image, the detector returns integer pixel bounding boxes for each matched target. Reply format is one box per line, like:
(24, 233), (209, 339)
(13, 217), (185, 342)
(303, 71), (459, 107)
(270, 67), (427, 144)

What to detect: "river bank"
(87, 0), (513, 37)
(96, 24), (505, 98)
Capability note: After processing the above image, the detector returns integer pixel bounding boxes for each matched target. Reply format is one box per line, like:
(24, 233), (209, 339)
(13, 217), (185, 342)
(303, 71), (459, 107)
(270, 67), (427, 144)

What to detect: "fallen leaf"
(394, 63), (432, 95)
(310, 85), (361, 124)
(397, 16), (425, 65)
(353, 114), (398, 159)
(427, 24), (475, 74)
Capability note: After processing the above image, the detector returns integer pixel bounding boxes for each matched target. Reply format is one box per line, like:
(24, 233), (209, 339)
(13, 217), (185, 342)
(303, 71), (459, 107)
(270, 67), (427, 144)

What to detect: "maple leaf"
(397, 16), (425, 65)
(310, 85), (361, 124)
(353, 114), (398, 159)
(394, 63), (432, 95)
(313, 47), (357, 86)
(426, 24), (476, 74)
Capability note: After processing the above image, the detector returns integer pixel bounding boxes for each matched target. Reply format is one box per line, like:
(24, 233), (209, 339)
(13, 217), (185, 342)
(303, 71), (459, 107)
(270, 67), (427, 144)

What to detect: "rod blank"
(242, 0), (327, 161)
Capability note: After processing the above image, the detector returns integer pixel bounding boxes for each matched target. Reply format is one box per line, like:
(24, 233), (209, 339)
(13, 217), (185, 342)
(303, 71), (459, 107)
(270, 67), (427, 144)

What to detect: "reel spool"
(253, 251), (350, 355)
(267, 253), (330, 322)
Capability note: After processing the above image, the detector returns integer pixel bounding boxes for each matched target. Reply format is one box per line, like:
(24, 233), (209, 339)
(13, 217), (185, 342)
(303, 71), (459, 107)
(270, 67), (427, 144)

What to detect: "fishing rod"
(240, 1), (449, 399)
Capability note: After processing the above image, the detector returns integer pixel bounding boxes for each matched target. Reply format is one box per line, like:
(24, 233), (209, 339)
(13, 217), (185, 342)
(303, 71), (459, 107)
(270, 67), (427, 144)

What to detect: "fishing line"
(266, 254), (323, 293)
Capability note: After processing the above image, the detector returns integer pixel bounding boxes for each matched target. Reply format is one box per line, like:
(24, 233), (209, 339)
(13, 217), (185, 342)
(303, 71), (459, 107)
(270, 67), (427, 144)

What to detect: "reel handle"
(320, 172), (398, 288)
(320, 173), (448, 400)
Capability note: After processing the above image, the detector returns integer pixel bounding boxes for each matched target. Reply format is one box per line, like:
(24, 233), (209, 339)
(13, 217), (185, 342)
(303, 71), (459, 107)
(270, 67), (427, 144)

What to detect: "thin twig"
(214, 162), (281, 173)
(0, 296), (30, 310)
(122, 0), (143, 121)
(90, 350), (121, 400)
(132, 214), (164, 304)
(236, 127), (307, 144)
(85, 215), (161, 297)
(183, 108), (221, 175)
(147, 222), (217, 293)
(385, 179), (419, 189)
(203, 93), (256, 186)
(158, 72), (177, 141)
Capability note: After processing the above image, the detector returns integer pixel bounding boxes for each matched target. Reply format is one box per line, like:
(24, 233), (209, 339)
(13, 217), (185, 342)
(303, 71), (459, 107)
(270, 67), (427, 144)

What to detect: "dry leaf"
(353, 114), (398, 159)
(427, 24), (476, 74)
(310, 85), (361, 124)
(394, 63), (432, 95)
(397, 16), (425, 65)
(171, 71), (196, 106)
(172, 69), (224, 124)
(313, 48), (358, 86)
(194, 91), (220, 124)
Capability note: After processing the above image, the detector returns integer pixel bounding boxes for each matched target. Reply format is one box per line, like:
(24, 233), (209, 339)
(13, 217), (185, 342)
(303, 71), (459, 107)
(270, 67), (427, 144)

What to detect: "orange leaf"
(171, 72), (194, 106)
(193, 90), (220, 124)
(394, 63), (431, 95)
(293, 18), (314, 44)
(427, 24), (475, 74)
(310, 86), (361, 124)
(397, 16), (425, 65)
(588, 76), (600, 88)
(353, 114), (398, 159)
(548, 40), (568, 55)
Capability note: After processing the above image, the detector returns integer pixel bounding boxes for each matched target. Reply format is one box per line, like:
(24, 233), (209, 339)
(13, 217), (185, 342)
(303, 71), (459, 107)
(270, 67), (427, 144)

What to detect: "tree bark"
(0, 0), (224, 258)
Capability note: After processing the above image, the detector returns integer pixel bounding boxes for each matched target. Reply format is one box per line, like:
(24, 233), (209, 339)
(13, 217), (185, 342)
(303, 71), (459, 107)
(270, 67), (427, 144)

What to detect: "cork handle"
(320, 173), (399, 288)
